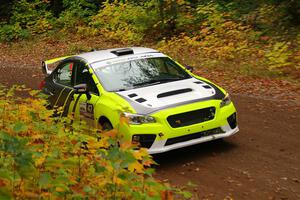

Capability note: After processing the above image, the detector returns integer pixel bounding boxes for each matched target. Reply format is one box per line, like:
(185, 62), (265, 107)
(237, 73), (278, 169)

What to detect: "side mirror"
(74, 83), (87, 93)
(185, 65), (194, 73)
(74, 84), (91, 100)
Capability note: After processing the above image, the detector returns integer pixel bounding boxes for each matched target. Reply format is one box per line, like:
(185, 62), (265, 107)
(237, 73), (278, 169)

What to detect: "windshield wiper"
(110, 88), (126, 92)
(155, 77), (188, 83)
(133, 80), (161, 87)
(133, 77), (189, 88)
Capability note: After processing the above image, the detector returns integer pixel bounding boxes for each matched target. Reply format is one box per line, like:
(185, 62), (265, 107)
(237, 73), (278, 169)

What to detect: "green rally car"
(40, 47), (238, 154)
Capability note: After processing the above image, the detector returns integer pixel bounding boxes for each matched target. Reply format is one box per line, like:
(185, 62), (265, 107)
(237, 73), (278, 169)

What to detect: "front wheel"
(101, 120), (113, 131)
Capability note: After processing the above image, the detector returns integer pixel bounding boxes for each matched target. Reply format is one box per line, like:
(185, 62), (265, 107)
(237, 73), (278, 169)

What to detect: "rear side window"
(54, 62), (74, 86)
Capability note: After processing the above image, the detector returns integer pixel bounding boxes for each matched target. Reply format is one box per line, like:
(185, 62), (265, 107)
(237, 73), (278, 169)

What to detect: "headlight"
(220, 93), (231, 108)
(121, 112), (156, 125)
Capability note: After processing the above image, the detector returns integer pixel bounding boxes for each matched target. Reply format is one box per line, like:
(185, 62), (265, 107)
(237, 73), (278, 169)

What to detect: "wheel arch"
(98, 116), (113, 127)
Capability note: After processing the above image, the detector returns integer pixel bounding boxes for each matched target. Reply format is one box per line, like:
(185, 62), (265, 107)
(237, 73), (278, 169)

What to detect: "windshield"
(93, 57), (191, 92)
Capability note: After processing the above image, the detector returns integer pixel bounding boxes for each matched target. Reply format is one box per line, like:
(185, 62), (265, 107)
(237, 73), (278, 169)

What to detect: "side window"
(75, 62), (99, 95)
(164, 60), (182, 76)
(54, 62), (74, 86)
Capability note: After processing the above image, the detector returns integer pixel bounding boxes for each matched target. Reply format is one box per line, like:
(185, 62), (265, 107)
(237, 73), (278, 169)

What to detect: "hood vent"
(136, 98), (147, 103)
(128, 93), (138, 98)
(157, 88), (193, 98)
(194, 81), (204, 84)
(202, 85), (212, 89)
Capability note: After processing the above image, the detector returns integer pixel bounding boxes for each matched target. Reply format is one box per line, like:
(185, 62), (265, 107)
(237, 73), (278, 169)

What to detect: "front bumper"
(118, 99), (238, 154)
(148, 125), (238, 154)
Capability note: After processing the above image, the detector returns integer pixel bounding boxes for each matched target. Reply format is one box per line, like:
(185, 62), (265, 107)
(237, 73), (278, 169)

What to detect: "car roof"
(77, 47), (159, 64)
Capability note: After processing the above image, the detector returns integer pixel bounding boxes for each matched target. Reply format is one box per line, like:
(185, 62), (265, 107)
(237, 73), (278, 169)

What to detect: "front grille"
(167, 107), (216, 128)
(165, 128), (224, 146)
(227, 112), (237, 129)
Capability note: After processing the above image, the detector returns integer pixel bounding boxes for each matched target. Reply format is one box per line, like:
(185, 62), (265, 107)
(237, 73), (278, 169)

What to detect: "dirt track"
(0, 66), (299, 199)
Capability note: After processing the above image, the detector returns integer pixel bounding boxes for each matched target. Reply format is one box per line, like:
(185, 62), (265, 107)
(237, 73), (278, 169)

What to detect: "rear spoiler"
(42, 56), (71, 75)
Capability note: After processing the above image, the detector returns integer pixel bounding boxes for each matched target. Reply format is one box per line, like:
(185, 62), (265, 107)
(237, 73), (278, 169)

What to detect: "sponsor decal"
(80, 102), (94, 120)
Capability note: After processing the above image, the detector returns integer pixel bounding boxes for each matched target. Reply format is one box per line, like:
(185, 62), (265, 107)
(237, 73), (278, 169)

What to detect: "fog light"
(131, 134), (156, 148)
(227, 112), (237, 129)
(132, 135), (140, 145)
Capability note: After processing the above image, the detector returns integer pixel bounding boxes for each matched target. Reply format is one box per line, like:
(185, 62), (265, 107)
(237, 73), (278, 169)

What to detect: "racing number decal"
(87, 104), (93, 113)
(79, 102), (94, 120)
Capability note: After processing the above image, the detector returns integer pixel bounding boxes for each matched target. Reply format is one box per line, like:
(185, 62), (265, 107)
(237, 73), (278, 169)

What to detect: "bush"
(147, 0), (196, 36)
(265, 41), (292, 71)
(10, 0), (54, 34)
(89, 1), (154, 42)
(0, 23), (30, 41)
(57, 0), (98, 30)
(157, 2), (299, 77)
(0, 85), (191, 199)
(88, 0), (194, 42)
(158, 3), (265, 73)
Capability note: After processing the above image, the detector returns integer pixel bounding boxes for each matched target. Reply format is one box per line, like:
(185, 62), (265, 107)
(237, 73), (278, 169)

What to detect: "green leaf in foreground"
(13, 121), (27, 133)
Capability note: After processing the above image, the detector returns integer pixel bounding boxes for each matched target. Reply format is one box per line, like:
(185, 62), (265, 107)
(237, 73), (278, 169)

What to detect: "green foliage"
(58, 0), (98, 30)
(84, 0), (196, 42)
(158, 3), (264, 73)
(11, 0), (53, 34)
(265, 41), (292, 70)
(0, 86), (190, 199)
(0, 23), (30, 41)
(241, 3), (289, 32)
(196, 2), (226, 29)
(157, 1), (300, 77)
(150, 0), (195, 35)
(89, 1), (153, 42)
(0, 0), (299, 78)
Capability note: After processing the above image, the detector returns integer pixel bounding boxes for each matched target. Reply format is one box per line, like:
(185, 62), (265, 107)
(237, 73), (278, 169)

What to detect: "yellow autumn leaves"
(0, 86), (190, 199)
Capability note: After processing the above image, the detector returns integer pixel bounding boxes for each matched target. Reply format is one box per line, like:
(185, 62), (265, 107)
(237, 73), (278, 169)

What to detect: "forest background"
(0, 0), (300, 81)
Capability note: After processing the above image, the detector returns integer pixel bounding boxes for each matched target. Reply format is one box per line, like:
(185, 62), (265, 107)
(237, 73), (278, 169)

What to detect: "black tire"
(101, 120), (113, 131)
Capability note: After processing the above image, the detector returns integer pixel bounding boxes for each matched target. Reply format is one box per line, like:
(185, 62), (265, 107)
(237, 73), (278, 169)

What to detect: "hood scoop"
(157, 88), (193, 98)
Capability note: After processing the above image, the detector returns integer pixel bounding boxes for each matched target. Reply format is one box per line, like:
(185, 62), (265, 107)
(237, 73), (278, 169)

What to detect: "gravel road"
(0, 65), (299, 199)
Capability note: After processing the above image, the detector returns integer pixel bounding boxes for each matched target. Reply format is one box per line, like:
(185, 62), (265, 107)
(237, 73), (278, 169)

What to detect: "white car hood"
(116, 77), (223, 114)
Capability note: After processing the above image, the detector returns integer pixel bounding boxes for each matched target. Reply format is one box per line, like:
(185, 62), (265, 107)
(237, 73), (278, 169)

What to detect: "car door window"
(75, 62), (99, 95)
(54, 62), (74, 87)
